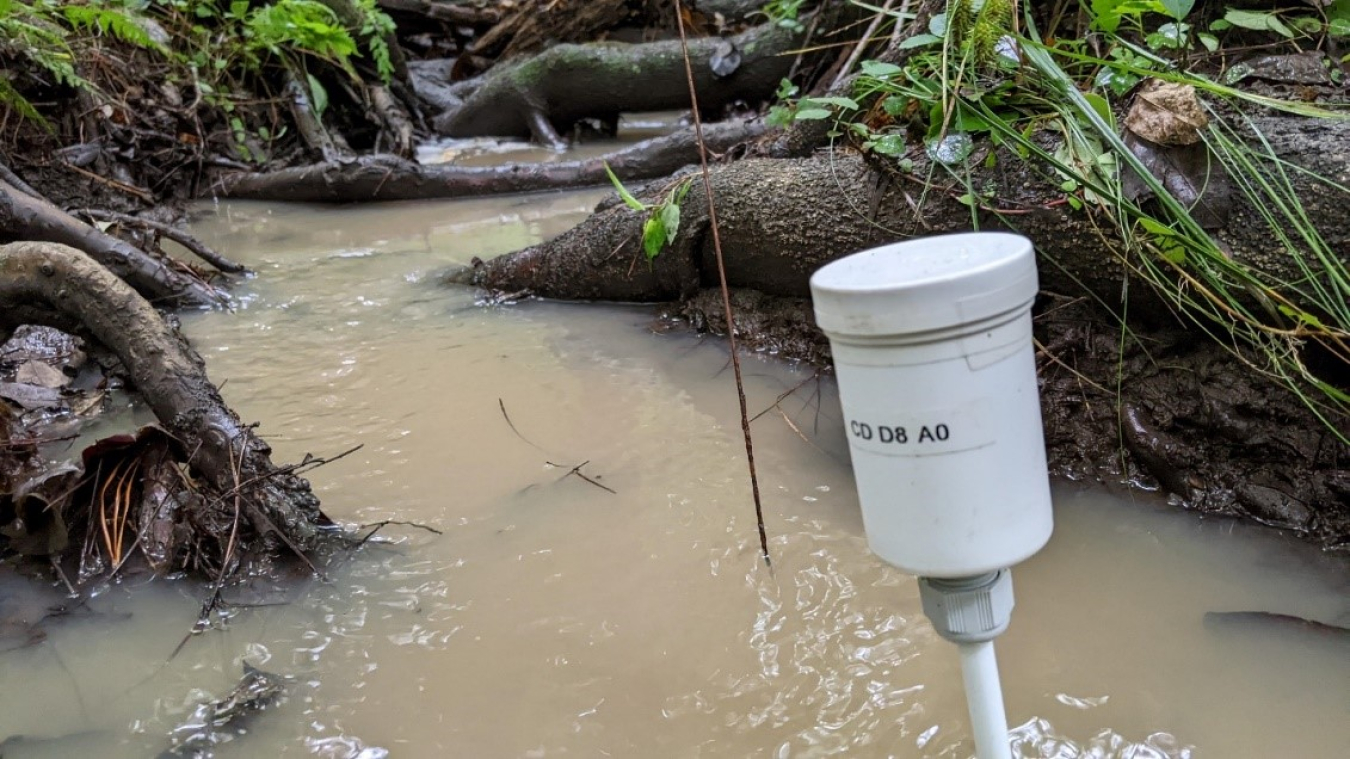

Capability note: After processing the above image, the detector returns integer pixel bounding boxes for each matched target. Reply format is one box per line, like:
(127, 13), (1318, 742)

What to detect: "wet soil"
(678, 289), (1350, 548)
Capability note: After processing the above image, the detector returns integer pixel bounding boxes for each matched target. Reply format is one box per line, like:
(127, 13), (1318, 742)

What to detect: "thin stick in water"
(673, 0), (770, 568)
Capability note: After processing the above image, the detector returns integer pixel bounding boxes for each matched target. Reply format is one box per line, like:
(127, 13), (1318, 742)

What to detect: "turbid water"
(1, 178), (1348, 758)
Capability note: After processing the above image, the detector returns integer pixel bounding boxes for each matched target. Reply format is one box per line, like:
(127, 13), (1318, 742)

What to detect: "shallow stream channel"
(3, 130), (1350, 757)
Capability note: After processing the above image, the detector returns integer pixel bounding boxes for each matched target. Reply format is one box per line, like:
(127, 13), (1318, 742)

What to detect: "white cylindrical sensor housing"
(810, 232), (1053, 577)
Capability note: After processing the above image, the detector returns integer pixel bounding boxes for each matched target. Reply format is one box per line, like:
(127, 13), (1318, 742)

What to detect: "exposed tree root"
(76, 209), (246, 274)
(0, 177), (225, 308)
(433, 22), (801, 145)
(211, 120), (764, 202)
(0, 242), (331, 561)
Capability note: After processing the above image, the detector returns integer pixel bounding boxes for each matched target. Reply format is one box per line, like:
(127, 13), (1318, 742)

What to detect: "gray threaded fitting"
(918, 570), (1015, 644)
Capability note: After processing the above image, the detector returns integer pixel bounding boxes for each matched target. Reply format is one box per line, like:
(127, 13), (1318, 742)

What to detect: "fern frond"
(61, 5), (165, 54)
(0, 72), (48, 129)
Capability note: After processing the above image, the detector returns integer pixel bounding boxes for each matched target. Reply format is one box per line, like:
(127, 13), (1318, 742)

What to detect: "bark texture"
(455, 115), (1350, 323)
(212, 120), (764, 202)
(0, 178), (226, 307)
(434, 23), (800, 144)
(0, 242), (329, 553)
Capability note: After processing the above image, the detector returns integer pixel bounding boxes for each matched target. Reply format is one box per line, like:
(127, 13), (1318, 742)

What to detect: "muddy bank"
(673, 288), (1350, 549)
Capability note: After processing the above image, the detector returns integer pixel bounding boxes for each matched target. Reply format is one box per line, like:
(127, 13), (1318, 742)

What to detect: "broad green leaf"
(1158, 0), (1194, 21)
(1197, 32), (1219, 51)
(1138, 217), (1176, 237)
(604, 162), (648, 211)
(928, 12), (946, 36)
(860, 60), (904, 78)
(642, 215), (666, 260)
(1223, 9), (1283, 33)
(793, 108), (832, 121)
(1331, 18), (1350, 37)
(870, 134), (908, 156)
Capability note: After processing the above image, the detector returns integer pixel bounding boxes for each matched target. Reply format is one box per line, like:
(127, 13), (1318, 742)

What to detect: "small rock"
(1235, 483), (1313, 529)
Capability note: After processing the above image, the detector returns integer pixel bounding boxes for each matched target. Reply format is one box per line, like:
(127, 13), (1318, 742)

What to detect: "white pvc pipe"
(957, 641), (1013, 759)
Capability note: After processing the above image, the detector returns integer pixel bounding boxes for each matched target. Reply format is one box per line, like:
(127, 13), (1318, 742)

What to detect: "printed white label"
(842, 399), (994, 457)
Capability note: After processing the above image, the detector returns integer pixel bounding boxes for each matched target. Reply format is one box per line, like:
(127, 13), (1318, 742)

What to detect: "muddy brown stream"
(2, 174), (1349, 757)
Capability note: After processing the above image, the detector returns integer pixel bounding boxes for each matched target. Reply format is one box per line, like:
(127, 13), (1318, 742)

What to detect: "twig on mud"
(675, 0), (771, 569)
(57, 161), (154, 202)
(546, 460), (617, 495)
(499, 398), (546, 452)
(78, 209), (248, 274)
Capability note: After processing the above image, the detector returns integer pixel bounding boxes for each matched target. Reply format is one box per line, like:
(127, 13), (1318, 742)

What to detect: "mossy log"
(433, 23), (802, 147)
(0, 241), (331, 558)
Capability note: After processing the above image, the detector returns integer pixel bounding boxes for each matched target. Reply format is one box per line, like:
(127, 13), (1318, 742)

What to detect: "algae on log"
(458, 115), (1350, 322)
(0, 242), (330, 555)
(434, 23), (801, 147)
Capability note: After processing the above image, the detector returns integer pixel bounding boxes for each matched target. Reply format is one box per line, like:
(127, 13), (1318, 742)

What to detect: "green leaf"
(870, 134), (908, 156)
(765, 105), (795, 128)
(804, 96), (860, 110)
(792, 108), (832, 121)
(1223, 9), (1289, 35)
(899, 33), (941, 49)
(660, 202), (681, 245)
(1083, 92), (1115, 129)
(1090, 0), (1123, 33)
(928, 12), (947, 36)
(1146, 22), (1190, 50)
(1266, 16), (1295, 38)
(1158, 0), (1194, 21)
(1331, 18), (1350, 38)
(604, 162), (648, 211)
(642, 215), (666, 260)
(1138, 217), (1175, 237)
(860, 60), (904, 78)
(307, 73), (328, 117)
(1197, 32), (1219, 51)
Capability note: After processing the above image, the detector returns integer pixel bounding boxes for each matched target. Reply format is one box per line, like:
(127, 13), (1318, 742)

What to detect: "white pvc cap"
(811, 232), (1038, 339)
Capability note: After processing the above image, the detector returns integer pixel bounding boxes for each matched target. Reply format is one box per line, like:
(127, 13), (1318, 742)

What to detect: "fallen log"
(211, 120), (764, 202)
(434, 22), (801, 147)
(0, 177), (225, 308)
(0, 241), (329, 556)
(452, 114), (1350, 319)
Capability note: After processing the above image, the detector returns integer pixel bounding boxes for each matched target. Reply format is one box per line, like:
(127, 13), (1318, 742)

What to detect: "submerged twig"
(675, 0), (770, 568)
(546, 460), (617, 495)
(499, 397), (546, 451)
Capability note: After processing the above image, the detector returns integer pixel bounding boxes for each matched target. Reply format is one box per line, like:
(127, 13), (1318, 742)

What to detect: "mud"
(678, 289), (1350, 548)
